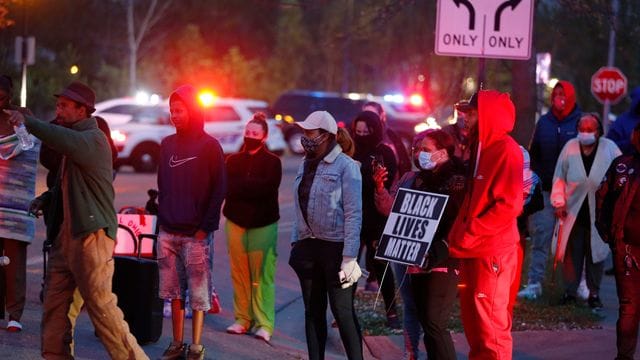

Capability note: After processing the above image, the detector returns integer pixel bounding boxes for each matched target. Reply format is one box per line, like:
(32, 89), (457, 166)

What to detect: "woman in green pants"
(223, 112), (282, 342)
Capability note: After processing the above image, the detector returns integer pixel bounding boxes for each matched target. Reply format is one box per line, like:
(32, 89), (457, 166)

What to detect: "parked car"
(272, 90), (433, 154)
(94, 97), (287, 172)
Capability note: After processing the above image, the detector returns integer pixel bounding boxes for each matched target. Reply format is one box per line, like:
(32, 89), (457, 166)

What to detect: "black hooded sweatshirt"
(158, 85), (226, 235)
(352, 111), (397, 240)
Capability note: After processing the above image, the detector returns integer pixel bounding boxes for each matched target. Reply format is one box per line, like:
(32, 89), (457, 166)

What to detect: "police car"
(94, 96), (287, 172)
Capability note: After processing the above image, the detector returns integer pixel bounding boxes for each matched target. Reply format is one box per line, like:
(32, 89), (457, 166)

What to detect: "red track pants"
(459, 246), (518, 360)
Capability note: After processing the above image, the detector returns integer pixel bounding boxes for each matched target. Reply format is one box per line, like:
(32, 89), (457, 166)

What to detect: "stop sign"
(591, 66), (628, 104)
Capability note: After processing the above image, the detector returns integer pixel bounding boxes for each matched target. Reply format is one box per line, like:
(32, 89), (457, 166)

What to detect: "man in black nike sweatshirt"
(157, 84), (226, 360)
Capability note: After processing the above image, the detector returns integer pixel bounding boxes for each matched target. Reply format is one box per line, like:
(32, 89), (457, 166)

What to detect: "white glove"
(339, 256), (362, 289)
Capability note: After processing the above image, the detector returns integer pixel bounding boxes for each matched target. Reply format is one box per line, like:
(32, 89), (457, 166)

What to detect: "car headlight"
(111, 129), (127, 143)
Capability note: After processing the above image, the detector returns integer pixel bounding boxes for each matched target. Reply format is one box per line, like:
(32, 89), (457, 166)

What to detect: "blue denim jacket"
(291, 145), (362, 257)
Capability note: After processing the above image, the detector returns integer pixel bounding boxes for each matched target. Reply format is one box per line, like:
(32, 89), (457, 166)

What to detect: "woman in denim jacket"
(289, 111), (364, 360)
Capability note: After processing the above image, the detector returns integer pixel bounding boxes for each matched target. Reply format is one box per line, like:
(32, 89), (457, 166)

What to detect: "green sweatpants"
(225, 220), (278, 334)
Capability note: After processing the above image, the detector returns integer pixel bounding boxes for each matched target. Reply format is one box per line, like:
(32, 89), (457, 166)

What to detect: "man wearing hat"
(289, 111), (364, 360)
(4, 81), (147, 359)
(448, 90), (523, 359)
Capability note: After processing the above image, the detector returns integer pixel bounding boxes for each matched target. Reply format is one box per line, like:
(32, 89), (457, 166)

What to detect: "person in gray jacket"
(288, 111), (364, 360)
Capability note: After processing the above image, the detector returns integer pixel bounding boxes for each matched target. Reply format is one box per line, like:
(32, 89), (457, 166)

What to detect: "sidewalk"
(363, 271), (620, 359)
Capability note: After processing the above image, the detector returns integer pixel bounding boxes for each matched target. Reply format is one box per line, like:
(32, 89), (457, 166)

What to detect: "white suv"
(94, 97), (287, 172)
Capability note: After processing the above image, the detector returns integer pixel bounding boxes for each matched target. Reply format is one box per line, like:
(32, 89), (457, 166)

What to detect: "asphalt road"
(0, 154), (352, 360)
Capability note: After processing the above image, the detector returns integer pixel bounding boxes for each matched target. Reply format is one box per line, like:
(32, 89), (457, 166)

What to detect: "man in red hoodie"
(450, 90), (524, 359)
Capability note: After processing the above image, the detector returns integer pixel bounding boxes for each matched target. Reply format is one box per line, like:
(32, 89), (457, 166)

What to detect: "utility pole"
(603, 0), (619, 133)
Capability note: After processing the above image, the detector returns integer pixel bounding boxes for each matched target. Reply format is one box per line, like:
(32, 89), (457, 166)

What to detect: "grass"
(355, 267), (604, 336)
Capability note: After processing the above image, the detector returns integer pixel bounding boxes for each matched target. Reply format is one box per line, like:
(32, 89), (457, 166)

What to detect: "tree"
(0, 0), (15, 29)
(125, 0), (172, 95)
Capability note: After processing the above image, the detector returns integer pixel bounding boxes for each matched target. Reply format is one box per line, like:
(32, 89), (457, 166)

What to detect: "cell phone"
(370, 155), (383, 170)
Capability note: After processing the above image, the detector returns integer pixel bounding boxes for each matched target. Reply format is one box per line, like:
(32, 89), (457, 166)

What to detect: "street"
(0, 153), (350, 359)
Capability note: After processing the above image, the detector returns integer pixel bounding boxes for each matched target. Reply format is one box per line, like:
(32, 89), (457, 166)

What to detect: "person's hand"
(372, 165), (388, 192)
(194, 230), (208, 241)
(339, 256), (362, 289)
(28, 198), (44, 218)
(554, 205), (567, 219)
(3, 109), (25, 127)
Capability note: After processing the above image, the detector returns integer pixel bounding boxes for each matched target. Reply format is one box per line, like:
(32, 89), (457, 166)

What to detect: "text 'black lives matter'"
(375, 188), (449, 266)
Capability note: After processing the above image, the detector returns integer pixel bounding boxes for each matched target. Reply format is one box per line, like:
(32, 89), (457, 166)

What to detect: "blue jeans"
(527, 191), (554, 284)
(392, 262), (422, 359)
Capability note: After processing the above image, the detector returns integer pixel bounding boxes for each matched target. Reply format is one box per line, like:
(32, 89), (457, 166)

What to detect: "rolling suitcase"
(112, 227), (163, 344)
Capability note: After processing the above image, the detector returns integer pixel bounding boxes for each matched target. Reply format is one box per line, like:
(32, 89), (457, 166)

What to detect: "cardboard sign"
(115, 214), (157, 257)
(375, 188), (449, 266)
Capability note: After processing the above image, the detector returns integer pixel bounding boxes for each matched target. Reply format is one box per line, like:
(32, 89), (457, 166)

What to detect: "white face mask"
(577, 132), (596, 145)
(418, 151), (437, 170)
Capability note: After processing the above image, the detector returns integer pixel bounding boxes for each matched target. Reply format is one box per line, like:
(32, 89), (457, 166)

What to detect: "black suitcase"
(112, 228), (163, 344)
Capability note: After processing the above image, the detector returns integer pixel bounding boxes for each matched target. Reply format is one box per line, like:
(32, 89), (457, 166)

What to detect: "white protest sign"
(375, 188), (449, 266)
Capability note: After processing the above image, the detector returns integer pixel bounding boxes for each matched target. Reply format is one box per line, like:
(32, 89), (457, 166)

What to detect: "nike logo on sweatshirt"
(169, 155), (198, 168)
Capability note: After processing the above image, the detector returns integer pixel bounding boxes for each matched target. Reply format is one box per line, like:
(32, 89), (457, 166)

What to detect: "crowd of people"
(0, 76), (639, 360)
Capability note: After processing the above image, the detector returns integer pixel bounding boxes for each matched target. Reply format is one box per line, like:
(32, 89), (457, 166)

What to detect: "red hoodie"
(552, 80), (577, 120)
(449, 90), (524, 258)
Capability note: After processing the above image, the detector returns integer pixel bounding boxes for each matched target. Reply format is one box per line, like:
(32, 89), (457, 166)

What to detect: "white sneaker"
(254, 328), (271, 342)
(577, 278), (589, 301)
(7, 320), (22, 332)
(517, 282), (542, 300)
(226, 323), (247, 334)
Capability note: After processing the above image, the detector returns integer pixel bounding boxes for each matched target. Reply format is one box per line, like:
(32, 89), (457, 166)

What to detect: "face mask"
(301, 133), (327, 156)
(243, 137), (262, 151)
(418, 151), (437, 170)
(553, 97), (566, 110)
(577, 132), (596, 145)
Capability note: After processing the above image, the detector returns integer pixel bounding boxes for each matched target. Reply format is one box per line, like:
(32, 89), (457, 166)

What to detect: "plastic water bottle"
(13, 123), (34, 150)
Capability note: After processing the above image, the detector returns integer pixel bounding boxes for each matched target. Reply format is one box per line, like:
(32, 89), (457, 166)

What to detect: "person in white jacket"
(551, 113), (621, 308)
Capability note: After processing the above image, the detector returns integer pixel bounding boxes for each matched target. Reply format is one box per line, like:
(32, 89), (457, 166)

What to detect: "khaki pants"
(41, 229), (147, 360)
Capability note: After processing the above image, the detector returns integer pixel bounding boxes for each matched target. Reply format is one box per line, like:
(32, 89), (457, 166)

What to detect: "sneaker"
(577, 279), (589, 301)
(254, 328), (271, 342)
(226, 323), (247, 334)
(160, 341), (186, 360)
(559, 293), (577, 306)
(186, 344), (205, 360)
(517, 282), (542, 300)
(588, 295), (604, 310)
(208, 289), (221, 314)
(6, 320), (22, 332)
(163, 300), (172, 318)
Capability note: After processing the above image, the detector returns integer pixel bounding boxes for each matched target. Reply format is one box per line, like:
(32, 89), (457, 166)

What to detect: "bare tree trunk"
(125, 0), (171, 95)
(127, 0), (136, 95)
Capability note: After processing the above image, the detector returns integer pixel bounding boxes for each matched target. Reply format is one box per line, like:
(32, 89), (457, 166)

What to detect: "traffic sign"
(435, 0), (534, 60)
(591, 67), (628, 104)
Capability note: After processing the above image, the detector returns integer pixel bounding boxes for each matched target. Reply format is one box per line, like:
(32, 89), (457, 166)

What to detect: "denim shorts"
(157, 230), (212, 311)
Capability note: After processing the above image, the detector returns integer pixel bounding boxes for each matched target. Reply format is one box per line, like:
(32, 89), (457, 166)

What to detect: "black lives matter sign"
(375, 188), (448, 266)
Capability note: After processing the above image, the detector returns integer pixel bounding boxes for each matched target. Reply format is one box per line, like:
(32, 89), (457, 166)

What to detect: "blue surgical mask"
(418, 151), (437, 170)
(577, 132), (596, 145)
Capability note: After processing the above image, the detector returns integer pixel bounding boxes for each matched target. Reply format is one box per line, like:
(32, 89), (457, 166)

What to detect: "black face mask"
(354, 134), (376, 153)
(243, 137), (263, 152)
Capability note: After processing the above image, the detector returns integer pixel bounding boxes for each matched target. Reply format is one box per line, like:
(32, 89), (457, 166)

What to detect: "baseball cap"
(455, 92), (478, 113)
(55, 81), (96, 114)
(295, 110), (338, 135)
